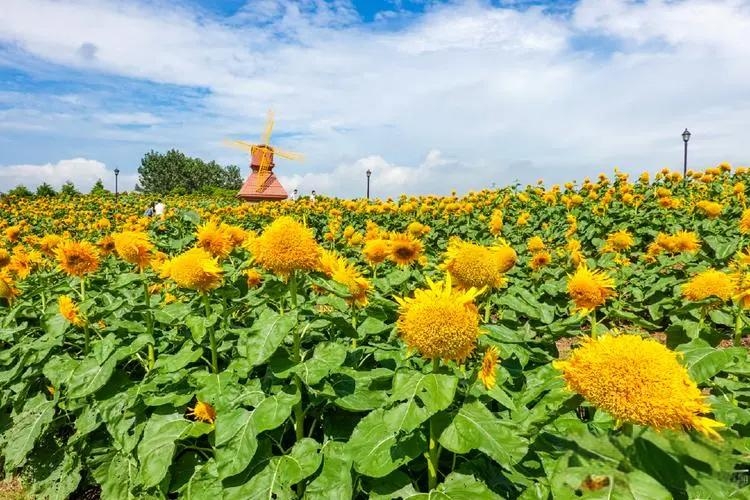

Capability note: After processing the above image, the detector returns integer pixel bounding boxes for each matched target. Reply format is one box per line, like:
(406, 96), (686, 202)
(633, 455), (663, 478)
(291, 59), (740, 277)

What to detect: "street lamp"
(366, 169), (372, 199)
(114, 168), (120, 204)
(682, 128), (691, 177)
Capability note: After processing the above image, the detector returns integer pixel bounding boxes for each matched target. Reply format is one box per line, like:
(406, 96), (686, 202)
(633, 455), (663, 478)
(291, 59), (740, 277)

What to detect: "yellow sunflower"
(112, 231), (154, 270)
(478, 346), (499, 389)
(493, 240), (518, 273)
(672, 231), (701, 253)
(529, 250), (552, 271)
(443, 238), (507, 290)
(0, 248), (11, 268)
(187, 401), (217, 424)
(196, 221), (234, 259)
(696, 200), (723, 218)
(0, 270), (18, 302)
(161, 248), (223, 293)
(554, 334), (723, 439)
(682, 269), (735, 302)
(37, 234), (63, 257)
(362, 239), (391, 265)
(395, 274), (483, 362)
(320, 250), (371, 307)
(246, 216), (322, 278)
(388, 233), (424, 266)
(58, 295), (85, 327)
(97, 235), (116, 256)
(566, 264), (615, 312)
(55, 240), (100, 277)
(527, 236), (546, 253)
(603, 229), (634, 253)
(245, 268), (263, 288)
(740, 209), (750, 234)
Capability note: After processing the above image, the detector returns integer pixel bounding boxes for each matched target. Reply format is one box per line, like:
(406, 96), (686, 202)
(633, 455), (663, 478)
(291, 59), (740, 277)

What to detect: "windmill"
(225, 110), (303, 202)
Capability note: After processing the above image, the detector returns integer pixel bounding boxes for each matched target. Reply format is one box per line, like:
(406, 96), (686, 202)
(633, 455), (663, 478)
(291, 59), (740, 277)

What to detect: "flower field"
(1, 165), (750, 499)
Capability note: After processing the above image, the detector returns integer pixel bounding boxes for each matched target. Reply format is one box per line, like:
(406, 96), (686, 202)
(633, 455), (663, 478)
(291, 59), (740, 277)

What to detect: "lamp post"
(366, 169), (371, 199)
(114, 168), (120, 204)
(682, 128), (691, 177)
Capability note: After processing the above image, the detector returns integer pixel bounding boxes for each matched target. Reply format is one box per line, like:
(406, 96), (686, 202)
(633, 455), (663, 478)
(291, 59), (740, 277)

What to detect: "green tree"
(137, 149), (243, 194)
(90, 179), (109, 195)
(6, 185), (33, 197)
(35, 182), (57, 197)
(60, 181), (80, 197)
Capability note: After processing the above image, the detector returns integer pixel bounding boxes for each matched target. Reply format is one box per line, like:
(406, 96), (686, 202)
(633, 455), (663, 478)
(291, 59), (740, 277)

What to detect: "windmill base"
(237, 171), (288, 202)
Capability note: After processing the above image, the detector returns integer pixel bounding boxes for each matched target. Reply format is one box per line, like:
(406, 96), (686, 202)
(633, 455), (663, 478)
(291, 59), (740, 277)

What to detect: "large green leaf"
(93, 452), (139, 500)
(439, 400), (528, 467)
(137, 413), (192, 488)
(215, 407), (258, 479)
(224, 438), (322, 500)
(348, 408), (426, 478)
(251, 386), (300, 433)
(184, 460), (223, 499)
(300, 342), (348, 385)
(238, 309), (297, 366)
(407, 472), (502, 500)
(3, 393), (56, 469)
(66, 354), (118, 398)
(676, 339), (742, 383)
(305, 441), (353, 500)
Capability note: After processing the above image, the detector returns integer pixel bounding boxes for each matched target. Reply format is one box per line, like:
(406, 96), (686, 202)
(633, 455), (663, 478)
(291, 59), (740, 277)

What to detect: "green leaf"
(357, 317), (391, 337)
(215, 407), (258, 479)
(676, 339), (739, 383)
(137, 413), (192, 488)
(152, 302), (192, 325)
(407, 472), (502, 500)
(154, 343), (203, 372)
(348, 408), (426, 478)
(28, 445), (81, 500)
(305, 441), (353, 500)
(625, 470), (672, 500)
(439, 400), (528, 467)
(92, 452), (139, 500)
(3, 393), (56, 469)
(186, 314), (217, 344)
(224, 438), (322, 500)
(251, 386), (300, 433)
(300, 342), (348, 385)
(238, 309), (297, 367)
(66, 354), (117, 398)
(184, 460), (222, 499)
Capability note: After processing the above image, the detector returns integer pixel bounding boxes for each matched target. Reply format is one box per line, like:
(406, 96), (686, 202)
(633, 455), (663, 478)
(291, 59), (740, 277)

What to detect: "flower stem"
(202, 293), (218, 374)
(484, 300), (491, 323)
(81, 279), (90, 355)
(426, 358), (441, 490)
(589, 310), (598, 338)
(288, 272), (305, 442)
(143, 278), (155, 371)
(735, 307), (744, 347)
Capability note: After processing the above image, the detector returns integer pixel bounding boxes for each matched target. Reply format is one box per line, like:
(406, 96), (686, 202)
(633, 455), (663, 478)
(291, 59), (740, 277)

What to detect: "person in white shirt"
(291, 189), (299, 201)
(309, 190), (316, 203)
(154, 200), (165, 216)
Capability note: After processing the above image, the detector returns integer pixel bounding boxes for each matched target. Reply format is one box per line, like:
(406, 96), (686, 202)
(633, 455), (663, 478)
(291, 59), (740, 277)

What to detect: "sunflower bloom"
(162, 248), (223, 293)
(494, 240), (517, 273)
(740, 209), (750, 234)
(389, 233), (423, 266)
(320, 250), (371, 307)
(97, 235), (116, 256)
(529, 251), (552, 271)
(395, 274), (483, 362)
(554, 334), (724, 439)
(196, 221), (234, 259)
(0, 270), (18, 302)
(682, 269), (735, 302)
(362, 239), (391, 265)
(603, 229), (634, 253)
(55, 240), (100, 277)
(112, 231), (154, 270)
(478, 346), (499, 390)
(696, 200), (723, 218)
(527, 236), (545, 253)
(0, 248), (10, 268)
(246, 268), (263, 288)
(59, 295), (85, 327)
(246, 216), (322, 279)
(443, 238), (507, 290)
(672, 231), (701, 253)
(188, 401), (216, 424)
(566, 264), (615, 312)
(37, 234), (63, 257)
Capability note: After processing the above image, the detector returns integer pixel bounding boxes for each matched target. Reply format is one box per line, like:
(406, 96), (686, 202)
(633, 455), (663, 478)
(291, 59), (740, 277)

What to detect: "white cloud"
(0, 0), (749, 197)
(0, 158), (137, 193)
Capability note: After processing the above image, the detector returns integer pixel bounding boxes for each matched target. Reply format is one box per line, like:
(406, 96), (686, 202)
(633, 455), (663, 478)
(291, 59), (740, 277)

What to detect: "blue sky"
(0, 0), (749, 196)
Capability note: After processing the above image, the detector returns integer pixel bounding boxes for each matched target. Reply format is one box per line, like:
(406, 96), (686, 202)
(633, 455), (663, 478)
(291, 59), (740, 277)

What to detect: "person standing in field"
(309, 190), (316, 203)
(291, 189), (299, 201)
(154, 199), (165, 217)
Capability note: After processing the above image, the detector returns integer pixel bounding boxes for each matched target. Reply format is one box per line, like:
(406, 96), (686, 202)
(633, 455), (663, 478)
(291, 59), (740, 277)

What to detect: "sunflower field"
(1, 165), (750, 499)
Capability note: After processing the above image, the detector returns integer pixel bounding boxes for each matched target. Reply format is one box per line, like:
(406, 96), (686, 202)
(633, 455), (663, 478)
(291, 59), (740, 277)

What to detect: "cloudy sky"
(0, 0), (748, 197)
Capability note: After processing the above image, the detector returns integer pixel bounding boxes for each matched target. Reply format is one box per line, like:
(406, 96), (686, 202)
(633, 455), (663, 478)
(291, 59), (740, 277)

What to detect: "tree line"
(1, 149), (244, 198)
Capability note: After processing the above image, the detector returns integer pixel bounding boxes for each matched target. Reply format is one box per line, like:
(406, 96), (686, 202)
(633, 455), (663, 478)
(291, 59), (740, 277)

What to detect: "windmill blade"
(224, 139), (258, 153)
(260, 109), (274, 145)
(272, 147), (304, 161)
